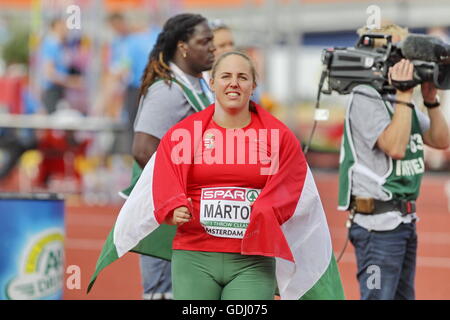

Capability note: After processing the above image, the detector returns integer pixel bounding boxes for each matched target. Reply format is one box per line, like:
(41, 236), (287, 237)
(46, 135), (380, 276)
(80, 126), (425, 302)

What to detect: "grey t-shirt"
(348, 85), (430, 230)
(134, 73), (204, 139)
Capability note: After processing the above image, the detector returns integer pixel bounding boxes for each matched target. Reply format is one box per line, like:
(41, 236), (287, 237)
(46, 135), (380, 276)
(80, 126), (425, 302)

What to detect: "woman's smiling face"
(210, 54), (256, 111)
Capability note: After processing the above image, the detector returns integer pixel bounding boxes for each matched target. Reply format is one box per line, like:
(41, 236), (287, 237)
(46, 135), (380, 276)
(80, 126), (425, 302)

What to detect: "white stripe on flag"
(276, 167), (333, 300)
(114, 153), (160, 257)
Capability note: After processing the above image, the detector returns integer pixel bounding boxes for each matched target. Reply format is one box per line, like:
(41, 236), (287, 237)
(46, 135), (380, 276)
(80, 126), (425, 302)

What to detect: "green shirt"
(338, 86), (425, 210)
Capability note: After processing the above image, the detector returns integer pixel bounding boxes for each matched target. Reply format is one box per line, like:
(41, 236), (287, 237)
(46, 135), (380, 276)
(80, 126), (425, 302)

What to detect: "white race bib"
(200, 187), (261, 239)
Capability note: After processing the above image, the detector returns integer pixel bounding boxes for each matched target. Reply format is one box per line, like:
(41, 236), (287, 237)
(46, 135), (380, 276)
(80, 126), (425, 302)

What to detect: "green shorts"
(172, 250), (276, 300)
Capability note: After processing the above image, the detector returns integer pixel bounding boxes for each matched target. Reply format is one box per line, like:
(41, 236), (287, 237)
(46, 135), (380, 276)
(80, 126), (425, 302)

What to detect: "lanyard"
(169, 62), (211, 110)
(199, 77), (214, 103)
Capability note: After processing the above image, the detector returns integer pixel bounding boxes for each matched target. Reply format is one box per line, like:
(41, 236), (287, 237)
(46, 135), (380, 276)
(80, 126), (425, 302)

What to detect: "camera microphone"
(400, 34), (450, 63)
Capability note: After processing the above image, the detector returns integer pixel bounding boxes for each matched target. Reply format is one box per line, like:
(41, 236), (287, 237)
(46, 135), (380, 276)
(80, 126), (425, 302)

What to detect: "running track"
(63, 172), (450, 300)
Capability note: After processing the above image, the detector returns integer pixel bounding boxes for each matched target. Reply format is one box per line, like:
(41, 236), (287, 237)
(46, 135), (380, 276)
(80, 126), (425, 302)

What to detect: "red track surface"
(63, 172), (450, 300)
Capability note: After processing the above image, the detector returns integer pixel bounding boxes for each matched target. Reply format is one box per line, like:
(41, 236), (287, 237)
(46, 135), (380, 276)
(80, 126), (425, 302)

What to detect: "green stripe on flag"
(130, 224), (176, 261)
(87, 225), (176, 293)
(300, 254), (345, 300)
(120, 161), (142, 198)
(87, 229), (118, 293)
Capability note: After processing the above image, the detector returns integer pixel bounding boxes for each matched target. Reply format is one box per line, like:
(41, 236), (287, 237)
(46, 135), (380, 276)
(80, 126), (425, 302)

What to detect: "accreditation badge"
(200, 187), (260, 239)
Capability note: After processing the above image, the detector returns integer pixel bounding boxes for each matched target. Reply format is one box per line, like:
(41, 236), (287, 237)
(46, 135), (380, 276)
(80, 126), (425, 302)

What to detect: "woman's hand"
(164, 198), (193, 226)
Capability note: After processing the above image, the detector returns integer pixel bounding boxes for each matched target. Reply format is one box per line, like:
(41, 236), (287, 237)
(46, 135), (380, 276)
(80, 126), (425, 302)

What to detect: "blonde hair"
(209, 19), (230, 32)
(211, 51), (258, 87)
(211, 51), (258, 111)
(357, 24), (409, 47)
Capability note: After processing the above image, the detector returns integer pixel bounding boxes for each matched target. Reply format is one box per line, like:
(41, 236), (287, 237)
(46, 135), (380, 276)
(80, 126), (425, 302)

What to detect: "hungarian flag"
(88, 104), (345, 300)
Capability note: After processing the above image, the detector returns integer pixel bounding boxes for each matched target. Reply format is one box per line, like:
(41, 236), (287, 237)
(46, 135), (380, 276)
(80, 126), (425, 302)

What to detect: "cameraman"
(338, 24), (450, 300)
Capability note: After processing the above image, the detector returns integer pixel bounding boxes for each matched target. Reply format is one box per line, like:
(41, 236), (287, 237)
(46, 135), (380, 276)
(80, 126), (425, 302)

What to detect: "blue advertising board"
(0, 193), (65, 300)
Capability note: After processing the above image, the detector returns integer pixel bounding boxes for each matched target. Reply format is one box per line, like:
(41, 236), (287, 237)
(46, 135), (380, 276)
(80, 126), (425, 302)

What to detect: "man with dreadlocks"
(118, 13), (215, 300)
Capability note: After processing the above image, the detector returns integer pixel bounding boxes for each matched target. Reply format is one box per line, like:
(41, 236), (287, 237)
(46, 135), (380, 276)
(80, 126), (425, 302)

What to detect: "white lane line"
(66, 214), (116, 227)
(417, 256), (450, 269)
(65, 238), (105, 251)
(330, 227), (450, 245)
(336, 252), (450, 269)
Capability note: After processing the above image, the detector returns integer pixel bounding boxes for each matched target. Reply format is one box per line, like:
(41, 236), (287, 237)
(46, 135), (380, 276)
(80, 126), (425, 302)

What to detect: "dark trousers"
(42, 85), (65, 114)
(140, 255), (172, 299)
(349, 221), (417, 300)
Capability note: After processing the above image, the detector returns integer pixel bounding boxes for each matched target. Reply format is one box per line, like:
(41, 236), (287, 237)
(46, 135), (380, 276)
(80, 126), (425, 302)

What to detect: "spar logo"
(6, 229), (64, 300)
(246, 189), (259, 203)
(202, 188), (260, 202)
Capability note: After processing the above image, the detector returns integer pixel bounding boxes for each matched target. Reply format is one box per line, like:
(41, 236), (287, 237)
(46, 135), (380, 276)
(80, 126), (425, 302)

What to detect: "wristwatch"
(424, 96), (441, 108)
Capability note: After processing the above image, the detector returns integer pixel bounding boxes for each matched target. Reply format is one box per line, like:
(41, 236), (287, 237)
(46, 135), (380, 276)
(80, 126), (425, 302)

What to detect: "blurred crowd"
(0, 11), (163, 203)
(0, 7), (448, 204)
(0, 9), (280, 203)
